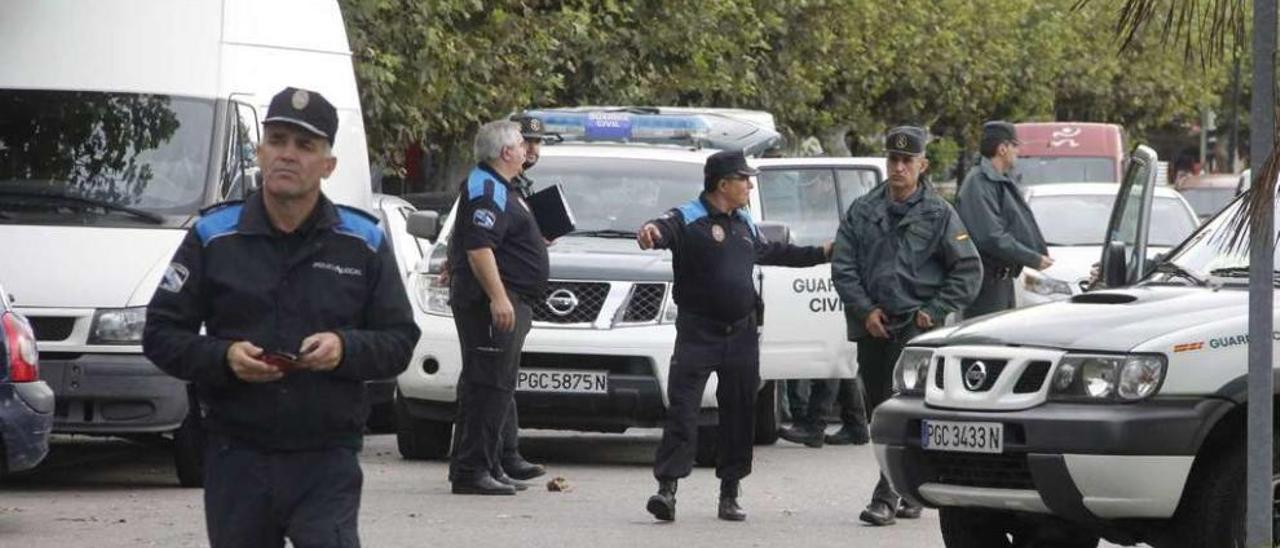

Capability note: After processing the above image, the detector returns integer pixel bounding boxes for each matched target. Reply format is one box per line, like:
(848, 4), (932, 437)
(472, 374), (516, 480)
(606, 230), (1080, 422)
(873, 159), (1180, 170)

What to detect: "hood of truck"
(0, 225), (186, 308)
(914, 285), (1247, 352)
(547, 236), (672, 282)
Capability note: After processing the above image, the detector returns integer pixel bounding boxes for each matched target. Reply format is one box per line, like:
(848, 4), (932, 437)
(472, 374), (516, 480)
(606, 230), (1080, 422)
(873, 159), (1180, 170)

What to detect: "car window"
(757, 168), (840, 246)
(1031, 194), (1196, 247)
(834, 168), (879, 209)
(1178, 187), (1236, 219)
(1017, 157), (1116, 185)
(527, 157), (702, 234)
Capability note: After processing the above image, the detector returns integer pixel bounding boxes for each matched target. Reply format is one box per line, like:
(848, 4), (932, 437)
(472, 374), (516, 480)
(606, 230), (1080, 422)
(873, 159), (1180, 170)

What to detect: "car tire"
(939, 508), (1098, 548)
(694, 424), (718, 468)
(1168, 429), (1278, 548)
(173, 390), (205, 488)
(753, 381), (780, 446)
(394, 391), (452, 460)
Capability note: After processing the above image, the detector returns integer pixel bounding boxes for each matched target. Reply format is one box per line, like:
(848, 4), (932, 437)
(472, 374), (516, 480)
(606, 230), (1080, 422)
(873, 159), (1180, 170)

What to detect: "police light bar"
(521, 107), (783, 156)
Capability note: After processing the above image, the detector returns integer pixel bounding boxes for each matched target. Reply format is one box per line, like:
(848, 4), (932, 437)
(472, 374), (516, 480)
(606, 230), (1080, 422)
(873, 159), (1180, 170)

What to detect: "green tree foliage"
(339, 0), (1233, 191)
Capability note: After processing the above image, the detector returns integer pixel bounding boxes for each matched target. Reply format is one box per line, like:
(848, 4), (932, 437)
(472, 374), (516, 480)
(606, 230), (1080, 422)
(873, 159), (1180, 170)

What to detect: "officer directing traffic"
(447, 120), (550, 495)
(638, 149), (832, 522)
(143, 87), (420, 547)
(831, 126), (981, 526)
(955, 120), (1051, 317)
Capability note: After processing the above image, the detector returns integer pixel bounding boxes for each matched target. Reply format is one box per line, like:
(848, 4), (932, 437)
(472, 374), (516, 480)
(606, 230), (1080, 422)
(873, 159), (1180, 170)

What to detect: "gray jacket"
(831, 183), (983, 341)
(955, 158), (1048, 275)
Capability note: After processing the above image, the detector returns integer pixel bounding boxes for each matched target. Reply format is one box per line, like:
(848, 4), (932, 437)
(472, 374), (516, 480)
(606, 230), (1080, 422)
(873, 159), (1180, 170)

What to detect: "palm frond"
(1073, 0), (1247, 65)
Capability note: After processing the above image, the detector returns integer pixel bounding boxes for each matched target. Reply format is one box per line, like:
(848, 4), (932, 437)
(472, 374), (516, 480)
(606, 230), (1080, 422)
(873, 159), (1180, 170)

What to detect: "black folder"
(527, 184), (576, 240)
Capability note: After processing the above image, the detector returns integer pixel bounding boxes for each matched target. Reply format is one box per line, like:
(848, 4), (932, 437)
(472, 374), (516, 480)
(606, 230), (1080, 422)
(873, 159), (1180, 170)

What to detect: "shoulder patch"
(676, 199), (708, 225)
(194, 203), (244, 246)
(198, 199), (244, 216)
(334, 206), (385, 252)
(466, 168), (507, 211)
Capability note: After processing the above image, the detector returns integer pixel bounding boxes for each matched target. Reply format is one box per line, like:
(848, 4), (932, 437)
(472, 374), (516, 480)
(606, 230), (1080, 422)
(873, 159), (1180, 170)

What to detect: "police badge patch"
(711, 224), (725, 242)
(160, 263), (190, 293)
(473, 208), (497, 229)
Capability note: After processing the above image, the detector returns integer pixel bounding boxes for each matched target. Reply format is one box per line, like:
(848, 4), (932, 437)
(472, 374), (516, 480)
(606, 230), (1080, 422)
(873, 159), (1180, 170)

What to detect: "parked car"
(1175, 172), (1239, 222)
(1014, 183), (1199, 307)
(0, 283), (54, 475)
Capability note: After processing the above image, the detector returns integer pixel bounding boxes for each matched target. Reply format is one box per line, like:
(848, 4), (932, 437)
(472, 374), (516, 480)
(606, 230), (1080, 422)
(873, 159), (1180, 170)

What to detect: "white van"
(0, 0), (372, 485)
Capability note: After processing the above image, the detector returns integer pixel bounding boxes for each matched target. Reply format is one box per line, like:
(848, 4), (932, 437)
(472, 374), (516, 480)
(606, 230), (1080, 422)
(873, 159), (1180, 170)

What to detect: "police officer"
(955, 120), (1051, 317)
(447, 120), (549, 495)
(143, 87), (420, 547)
(831, 126), (982, 526)
(779, 377), (870, 447)
(638, 149), (832, 522)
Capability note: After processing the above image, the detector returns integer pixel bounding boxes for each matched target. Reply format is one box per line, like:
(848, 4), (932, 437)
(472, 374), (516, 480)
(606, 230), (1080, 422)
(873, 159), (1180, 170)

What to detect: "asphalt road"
(0, 429), (1135, 547)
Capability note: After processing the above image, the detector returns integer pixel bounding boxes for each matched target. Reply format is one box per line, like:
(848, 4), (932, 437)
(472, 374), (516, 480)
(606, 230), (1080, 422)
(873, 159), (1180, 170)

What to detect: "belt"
(680, 311), (757, 336)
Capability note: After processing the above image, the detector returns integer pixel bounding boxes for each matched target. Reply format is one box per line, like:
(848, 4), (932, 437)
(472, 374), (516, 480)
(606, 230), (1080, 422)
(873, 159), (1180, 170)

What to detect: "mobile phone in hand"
(262, 350), (299, 370)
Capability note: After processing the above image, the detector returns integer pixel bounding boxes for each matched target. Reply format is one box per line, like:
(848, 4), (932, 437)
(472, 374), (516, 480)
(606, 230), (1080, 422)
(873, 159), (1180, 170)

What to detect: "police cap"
(885, 126), (928, 157)
(263, 87), (338, 145)
(982, 120), (1020, 145)
(510, 114), (546, 141)
(704, 149), (760, 191)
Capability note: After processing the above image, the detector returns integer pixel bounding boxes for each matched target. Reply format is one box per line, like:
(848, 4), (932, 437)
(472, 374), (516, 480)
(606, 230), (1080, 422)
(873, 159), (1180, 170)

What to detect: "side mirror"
(406, 210), (439, 241)
(757, 221), (792, 245)
(247, 168), (262, 192)
(1103, 240), (1128, 288)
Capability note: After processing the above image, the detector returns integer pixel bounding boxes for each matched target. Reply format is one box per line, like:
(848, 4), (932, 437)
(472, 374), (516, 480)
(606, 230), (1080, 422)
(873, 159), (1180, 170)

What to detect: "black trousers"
(204, 435), (362, 548)
(653, 312), (759, 483)
(965, 273), (1015, 318)
(859, 323), (923, 508)
(448, 294), (533, 482)
(787, 377), (869, 430)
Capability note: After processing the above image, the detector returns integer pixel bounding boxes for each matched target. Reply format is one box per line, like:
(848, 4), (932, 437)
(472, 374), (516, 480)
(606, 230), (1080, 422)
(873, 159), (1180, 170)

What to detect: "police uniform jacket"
(646, 194), (828, 324)
(831, 183), (982, 340)
(955, 158), (1048, 276)
(448, 163), (550, 306)
(143, 192), (420, 451)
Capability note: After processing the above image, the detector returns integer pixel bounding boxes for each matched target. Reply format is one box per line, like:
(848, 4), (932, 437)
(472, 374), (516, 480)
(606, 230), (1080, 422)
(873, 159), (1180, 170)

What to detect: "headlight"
(660, 285), (677, 324)
(1050, 354), (1166, 401)
(1023, 271), (1073, 297)
(90, 306), (147, 344)
(416, 273), (452, 317)
(892, 347), (934, 395)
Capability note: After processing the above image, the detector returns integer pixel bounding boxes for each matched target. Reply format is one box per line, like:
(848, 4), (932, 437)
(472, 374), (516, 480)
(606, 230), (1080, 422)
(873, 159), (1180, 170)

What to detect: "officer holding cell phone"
(143, 87), (419, 547)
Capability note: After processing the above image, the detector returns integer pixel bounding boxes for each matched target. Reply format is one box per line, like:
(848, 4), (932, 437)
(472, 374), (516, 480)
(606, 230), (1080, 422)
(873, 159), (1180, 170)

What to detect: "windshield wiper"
(1152, 262), (1207, 286)
(568, 229), (637, 239)
(0, 188), (164, 224)
(1208, 266), (1252, 278)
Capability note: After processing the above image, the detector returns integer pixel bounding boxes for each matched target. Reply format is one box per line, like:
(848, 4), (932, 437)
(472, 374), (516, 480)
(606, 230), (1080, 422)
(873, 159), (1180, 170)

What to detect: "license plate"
(921, 420), (1003, 454)
(516, 369), (608, 394)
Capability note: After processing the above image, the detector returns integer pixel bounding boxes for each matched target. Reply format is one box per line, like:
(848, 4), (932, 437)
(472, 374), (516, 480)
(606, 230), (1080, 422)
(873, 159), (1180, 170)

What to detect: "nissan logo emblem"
(546, 288), (580, 317)
(964, 361), (988, 391)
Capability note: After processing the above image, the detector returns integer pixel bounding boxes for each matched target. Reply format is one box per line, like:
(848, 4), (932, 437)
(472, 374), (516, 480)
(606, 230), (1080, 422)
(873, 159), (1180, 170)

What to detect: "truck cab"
(1015, 122), (1125, 185)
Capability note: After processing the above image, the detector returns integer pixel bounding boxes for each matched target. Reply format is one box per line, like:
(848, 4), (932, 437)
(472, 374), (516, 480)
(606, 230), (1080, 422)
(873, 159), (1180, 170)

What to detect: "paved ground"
(0, 429), (1135, 547)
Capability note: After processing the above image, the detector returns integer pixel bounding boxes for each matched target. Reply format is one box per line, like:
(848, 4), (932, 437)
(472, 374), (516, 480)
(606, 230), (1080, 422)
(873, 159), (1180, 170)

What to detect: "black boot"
(825, 424), (870, 446)
(779, 424), (825, 448)
(646, 479), (677, 521)
(718, 480), (746, 521)
(502, 456), (547, 481)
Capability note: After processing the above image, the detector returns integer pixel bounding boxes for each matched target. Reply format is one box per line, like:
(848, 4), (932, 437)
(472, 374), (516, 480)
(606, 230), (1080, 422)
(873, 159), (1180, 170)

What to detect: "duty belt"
(680, 311), (757, 336)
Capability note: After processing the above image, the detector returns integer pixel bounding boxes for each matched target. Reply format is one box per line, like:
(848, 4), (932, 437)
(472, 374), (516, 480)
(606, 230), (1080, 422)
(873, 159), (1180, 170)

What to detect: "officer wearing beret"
(956, 120), (1051, 317)
(638, 149), (832, 522)
(831, 126), (982, 526)
(144, 87), (420, 547)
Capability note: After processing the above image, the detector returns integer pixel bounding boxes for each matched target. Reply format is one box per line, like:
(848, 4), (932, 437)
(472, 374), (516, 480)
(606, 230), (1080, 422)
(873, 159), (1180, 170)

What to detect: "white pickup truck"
(872, 145), (1275, 547)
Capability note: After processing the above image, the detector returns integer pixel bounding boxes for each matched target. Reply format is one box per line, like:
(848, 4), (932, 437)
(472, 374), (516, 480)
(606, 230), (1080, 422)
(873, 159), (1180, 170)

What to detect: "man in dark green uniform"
(831, 126), (982, 526)
(955, 121), (1051, 317)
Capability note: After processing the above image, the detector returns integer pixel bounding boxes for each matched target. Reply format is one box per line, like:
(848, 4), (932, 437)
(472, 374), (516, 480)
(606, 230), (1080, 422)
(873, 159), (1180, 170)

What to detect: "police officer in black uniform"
(832, 126), (982, 526)
(956, 120), (1051, 317)
(638, 149), (832, 522)
(143, 87), (420, 547)
(447, 120), (549, 495)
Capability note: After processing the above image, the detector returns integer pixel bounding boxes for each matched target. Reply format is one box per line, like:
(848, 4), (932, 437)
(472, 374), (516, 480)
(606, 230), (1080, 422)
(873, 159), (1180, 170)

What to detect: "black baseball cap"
(510, 114), (546, 141)
(982, 120), (1020, 145)
(704, 149), (760, 187)
(263, 87), (338, 145)
(885, 126), (928, 157)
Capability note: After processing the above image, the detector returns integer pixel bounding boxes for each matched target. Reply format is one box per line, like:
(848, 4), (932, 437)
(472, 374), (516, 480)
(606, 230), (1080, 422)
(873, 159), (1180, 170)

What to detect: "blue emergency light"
(525, 110), (711, 144)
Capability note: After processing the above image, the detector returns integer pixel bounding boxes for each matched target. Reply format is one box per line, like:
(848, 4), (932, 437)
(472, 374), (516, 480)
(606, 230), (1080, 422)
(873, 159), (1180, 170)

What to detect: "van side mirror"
(1103, 240), (1128, 288)
(407, 210), (439, 241)
(757, 221), (792, 245)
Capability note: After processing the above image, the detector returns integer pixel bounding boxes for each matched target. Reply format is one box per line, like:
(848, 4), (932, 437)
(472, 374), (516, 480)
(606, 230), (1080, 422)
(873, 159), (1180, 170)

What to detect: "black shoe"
(494, 474), (529, 492)
(825, 425), (871, 446)
(451, 475), (517, 496)
(718, 497), (747, 521)
(858, 501), (896, 526)
(502, 458), (547, 481)
(895, 500), (922, 519)
(778, 425), (825, 448)
(646, 480), (677, 522)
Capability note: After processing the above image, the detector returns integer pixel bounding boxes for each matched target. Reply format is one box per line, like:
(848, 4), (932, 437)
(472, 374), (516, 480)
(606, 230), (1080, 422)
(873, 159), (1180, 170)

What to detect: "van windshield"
(528, 156), (703, 236)
(0, 89), (214, 225)
(1017, 157), (1117, 185)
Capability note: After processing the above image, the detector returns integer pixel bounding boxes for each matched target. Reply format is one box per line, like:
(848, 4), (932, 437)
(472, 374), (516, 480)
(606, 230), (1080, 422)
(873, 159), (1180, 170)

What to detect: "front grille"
(919, 450), (1034, 490)
(959, 358), (1007, 392)
(521, 353), (653, 376)
(622, 283), (666, 323)
(1014, 361), (1052, 393)
(532, 281), (610, 324)
(28, 316), (75, 341)
(934, 357), (945, 389)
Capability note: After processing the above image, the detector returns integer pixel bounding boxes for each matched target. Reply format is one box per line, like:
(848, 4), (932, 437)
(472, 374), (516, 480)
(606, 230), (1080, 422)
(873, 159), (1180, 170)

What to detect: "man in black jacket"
(638, 149), (832, 522)
(143, 87), (419, 548)
(956, 121), (1052, 317)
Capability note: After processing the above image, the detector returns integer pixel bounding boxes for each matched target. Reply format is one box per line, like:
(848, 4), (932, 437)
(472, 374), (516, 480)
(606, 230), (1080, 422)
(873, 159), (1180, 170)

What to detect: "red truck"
(1014, 122), (1125, 184)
